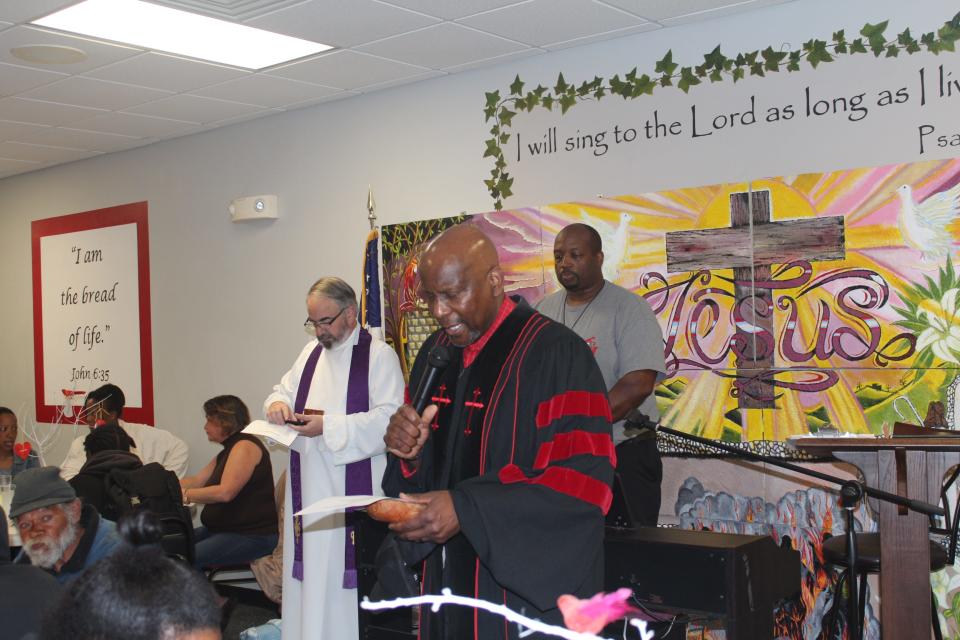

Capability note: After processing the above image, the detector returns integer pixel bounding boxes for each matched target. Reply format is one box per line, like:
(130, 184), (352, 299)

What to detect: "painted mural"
(380, 157), (960, 639)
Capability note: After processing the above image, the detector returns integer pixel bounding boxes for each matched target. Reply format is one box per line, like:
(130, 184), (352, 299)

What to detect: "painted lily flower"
(916, 288), (960, 364)
(557, 588), (639, 633)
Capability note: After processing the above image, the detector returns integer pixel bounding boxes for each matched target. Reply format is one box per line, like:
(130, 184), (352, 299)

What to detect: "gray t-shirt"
(536, 281), (666, 443)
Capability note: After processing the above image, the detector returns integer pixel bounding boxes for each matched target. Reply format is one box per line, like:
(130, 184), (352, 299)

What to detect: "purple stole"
(290, 327), (372, 587)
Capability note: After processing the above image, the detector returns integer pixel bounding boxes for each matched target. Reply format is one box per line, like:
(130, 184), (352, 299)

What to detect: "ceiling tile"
(21, 77), (172, 111)
(196, 108), (285, 131)
(0, 119), (50, 141)
(85, 53), (250, 93)
(659, 0), (793, 25)
(0, 0), (78, 23)
(16, 127), (143, 152)
(544, 22), (661, 50)
(124, 94), (265, 124)
(67, 112), (198, 138)
(0, 141), (97, 163)
(442, 48), (543, 74)
(0, 98), (105, 126)
(0, 26), (142, 73)
(190, 74), (341, 108)
(0, 156), (41, 172)
(278, 90), (358, 112)
(246, 0), (439, 48)
(459, 0), (648, 47)
(0, 62), (67, 97)
(0, 0), (799, 179)
(357, 23), (530, 70)
(268, 50), (430, 90)
(353, 69), (445, 93)
(378, 0), (529, 20)
(600, 0), (752, 21)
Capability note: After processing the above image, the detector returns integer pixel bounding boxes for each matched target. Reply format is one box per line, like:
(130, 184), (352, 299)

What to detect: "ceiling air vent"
(149, 0), (304, 21)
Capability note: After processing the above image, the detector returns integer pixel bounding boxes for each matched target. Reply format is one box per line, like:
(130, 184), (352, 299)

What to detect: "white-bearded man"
(10, 466), (121, 584)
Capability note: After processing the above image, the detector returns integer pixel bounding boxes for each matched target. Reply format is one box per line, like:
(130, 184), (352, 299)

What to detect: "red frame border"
(31, 202), (154, 424)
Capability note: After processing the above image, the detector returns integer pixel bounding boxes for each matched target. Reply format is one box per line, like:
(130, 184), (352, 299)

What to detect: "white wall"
(0, 0), (956, 474)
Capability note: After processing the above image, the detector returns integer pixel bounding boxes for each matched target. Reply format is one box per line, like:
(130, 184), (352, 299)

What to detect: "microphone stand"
(635, 420), (945, 639)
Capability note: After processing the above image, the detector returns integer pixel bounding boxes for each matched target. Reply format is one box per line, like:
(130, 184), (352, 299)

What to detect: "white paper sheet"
(295, 494), (385, 517)
(243, 419), (299, 447)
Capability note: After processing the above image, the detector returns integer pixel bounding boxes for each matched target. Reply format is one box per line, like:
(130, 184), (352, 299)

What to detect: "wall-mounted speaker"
(229, 194), (278, 222)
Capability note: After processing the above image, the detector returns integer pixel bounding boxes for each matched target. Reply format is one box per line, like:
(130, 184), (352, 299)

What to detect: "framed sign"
(31, 202), (153, 424)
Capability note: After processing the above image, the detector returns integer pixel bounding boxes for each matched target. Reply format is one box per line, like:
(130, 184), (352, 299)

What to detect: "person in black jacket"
(69, 422), (141, 519)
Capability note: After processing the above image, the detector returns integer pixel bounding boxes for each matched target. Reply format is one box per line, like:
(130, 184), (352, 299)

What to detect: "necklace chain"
(562, 281), (604, 331)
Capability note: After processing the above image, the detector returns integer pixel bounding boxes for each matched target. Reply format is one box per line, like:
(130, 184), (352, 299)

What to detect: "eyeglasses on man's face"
(303, 306), (347, 333)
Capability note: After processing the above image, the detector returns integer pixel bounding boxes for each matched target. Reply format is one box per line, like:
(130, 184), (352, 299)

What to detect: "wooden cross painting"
(665, 190), (845, 409)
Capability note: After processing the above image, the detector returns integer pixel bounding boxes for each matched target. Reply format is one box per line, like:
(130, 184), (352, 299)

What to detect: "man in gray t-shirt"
(536, 223), (666, 525)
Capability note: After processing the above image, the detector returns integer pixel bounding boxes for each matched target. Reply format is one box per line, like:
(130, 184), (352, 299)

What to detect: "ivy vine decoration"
(482, 11), (960, 210)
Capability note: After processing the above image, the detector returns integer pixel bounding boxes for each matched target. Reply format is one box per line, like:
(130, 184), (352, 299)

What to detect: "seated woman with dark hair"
(42, 510), (221, 640)
(0, 407), (40, 479)
(68, 422), (141, 517)
(180, 395), (278, 568)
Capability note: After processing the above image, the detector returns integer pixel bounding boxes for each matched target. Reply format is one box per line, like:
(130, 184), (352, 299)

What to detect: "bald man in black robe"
(383, 224), (615, 640)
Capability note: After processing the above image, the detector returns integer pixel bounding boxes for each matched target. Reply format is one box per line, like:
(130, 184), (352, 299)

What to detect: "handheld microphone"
(411, 345), (451, 414)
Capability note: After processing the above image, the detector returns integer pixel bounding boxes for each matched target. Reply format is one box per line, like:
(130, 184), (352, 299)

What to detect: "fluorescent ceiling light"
(33, 0), (332, 70)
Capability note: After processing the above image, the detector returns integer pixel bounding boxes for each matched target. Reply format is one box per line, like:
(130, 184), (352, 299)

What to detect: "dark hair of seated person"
(85, 383), (126, 417)
(83, 420), (137, 456)
(42, 510), (221, 640)
(203, 394), (251, 437)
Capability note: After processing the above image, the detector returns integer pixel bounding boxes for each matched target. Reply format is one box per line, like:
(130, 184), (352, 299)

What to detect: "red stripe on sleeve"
(533, 431), (617, 469)
(498, 464), (612, 513)
(535, 390), (612, 429)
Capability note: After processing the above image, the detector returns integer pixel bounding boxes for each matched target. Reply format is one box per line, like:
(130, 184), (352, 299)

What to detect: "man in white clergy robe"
(265, 276), (403, 640)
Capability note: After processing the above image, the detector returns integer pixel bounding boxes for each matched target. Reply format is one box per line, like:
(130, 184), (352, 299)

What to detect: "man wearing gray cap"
(10, 466), (121, 584)
(1, 504), (62, 639)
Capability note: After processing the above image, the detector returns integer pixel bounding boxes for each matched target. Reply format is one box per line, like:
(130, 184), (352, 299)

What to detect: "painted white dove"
(896, 183), (960, 262)
(579, 209), (632, 282)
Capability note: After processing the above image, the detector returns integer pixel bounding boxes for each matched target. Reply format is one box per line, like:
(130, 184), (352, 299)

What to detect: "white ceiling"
(0, 0), (793, 179)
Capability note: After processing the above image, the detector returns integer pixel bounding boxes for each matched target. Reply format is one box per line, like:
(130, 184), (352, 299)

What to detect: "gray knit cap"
(9, 466), (76, 518)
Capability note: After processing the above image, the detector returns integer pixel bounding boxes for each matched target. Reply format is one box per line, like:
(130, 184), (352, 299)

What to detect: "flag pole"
(362, 186), (385, 339)
(367, 185), (377, 230)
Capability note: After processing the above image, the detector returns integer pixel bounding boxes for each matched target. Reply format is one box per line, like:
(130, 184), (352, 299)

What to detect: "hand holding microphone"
(385, 405), (438, 460)
(385, 345), (450, 460)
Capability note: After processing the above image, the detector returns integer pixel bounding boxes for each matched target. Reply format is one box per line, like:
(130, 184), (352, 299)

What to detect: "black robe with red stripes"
(383, 299), (615, 640)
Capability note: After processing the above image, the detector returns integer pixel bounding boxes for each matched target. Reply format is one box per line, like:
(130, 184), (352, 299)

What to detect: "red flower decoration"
(557, 588), (639, 634)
